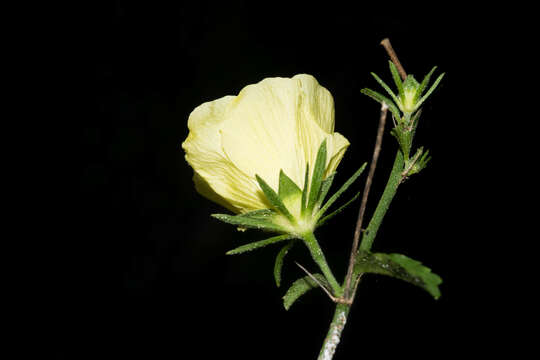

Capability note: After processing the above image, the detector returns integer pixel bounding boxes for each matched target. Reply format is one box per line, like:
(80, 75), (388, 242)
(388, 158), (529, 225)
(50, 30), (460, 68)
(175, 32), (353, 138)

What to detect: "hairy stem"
(303, 232), (343, 297)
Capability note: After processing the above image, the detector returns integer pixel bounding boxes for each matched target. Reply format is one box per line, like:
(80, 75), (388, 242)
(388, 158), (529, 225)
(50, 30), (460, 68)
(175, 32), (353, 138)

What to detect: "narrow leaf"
(416, 73), (445, 109)
(355, 250), (443, 299)
(371, 72), (400, 106)
(282, 273), (328, 310)
(226, 234), (294, 255)
(316, 172), (336, 209)
(388, 61), (404, 98)
(256, 175), (294, 222)
(237, 209), (274, 219)
(316, 163), (366, 219)
(413, 66), (437, 103)
(307, 140), (327, 213)
(300, 163), (309, 216)
(316, 191), (360, 227)
(274, 240), (296, 287)
(279, 170), (302, 200)
(212, 213), (283, 232)
(360, 88), (402, 120)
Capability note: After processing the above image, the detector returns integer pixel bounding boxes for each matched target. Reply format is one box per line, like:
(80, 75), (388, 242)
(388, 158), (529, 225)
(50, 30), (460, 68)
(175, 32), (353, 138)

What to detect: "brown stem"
(380, 38), (407, 80)
(344, 103), (388, 297)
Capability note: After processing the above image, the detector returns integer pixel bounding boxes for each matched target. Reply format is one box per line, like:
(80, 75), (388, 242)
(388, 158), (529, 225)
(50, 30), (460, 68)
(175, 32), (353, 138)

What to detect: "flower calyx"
(213, 140), (367, 239)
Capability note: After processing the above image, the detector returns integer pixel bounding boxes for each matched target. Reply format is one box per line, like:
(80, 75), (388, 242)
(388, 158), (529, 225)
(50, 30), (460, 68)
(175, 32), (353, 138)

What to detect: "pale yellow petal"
(182, 96), (269, 213)
(220, 78), (305, 191)
(325, 132), (350, 177)
(293, 74), (335, 133)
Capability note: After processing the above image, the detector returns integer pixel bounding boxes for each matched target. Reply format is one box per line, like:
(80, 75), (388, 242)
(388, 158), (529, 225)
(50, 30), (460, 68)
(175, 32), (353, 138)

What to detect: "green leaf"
(256, 174), (294, 222)
(226, 234), (294, 255)
(274, 240), (296, 287)
(237, 209), (274, 219)
(416, 73), (445, 109)
(316, 172), (336, 209)
(316, 163), (366, 219)
(413, 66), (437, 103)
(279, 170), (302, 200)
(370, 72), (400, 107)
(388, 61), (404, 98)
(300, 163), (309, 216)
(316, 191), (360, 227)
(360, 88), (402, 120)
(355, 250), (442, 299)
(211, 213), (283, 232)
(282, 273), (329, 310)
(307, 139), (327, 214)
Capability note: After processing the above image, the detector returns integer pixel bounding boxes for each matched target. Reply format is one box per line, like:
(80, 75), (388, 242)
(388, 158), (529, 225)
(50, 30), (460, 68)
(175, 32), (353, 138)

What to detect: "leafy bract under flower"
(182, 74), (350, 215)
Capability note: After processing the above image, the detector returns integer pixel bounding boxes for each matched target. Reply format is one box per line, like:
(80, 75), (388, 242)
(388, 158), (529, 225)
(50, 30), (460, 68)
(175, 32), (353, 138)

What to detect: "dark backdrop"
(55, 1), (504, 359)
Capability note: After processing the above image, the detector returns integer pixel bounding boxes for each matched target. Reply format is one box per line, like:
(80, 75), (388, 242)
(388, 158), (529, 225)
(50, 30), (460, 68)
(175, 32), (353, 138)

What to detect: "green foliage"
(355, 250), (442, 299)
(278, 169), (302, 200)
(316, 163), (367, 221)
(211, 212), (284, 232)
(307, 139), (327, 214)
(226, 234), (294, 255)
(274, 240), (296, 287)
(282, 273), (329, 310)
(316, 172), (336, 209)
(256, 174), (295, 222)
(360, 88), (402, 120)
(316, 192), (360, 227)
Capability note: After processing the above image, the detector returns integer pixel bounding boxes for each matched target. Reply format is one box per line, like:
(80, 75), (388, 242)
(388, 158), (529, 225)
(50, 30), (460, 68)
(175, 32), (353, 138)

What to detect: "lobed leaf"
(282, 273), (329, 310)
(226, 234), (294, 255)
(355, 250), (442, 299)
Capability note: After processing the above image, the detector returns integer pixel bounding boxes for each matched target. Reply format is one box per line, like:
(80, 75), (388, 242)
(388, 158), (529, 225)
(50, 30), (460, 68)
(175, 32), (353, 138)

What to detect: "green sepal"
(300, 163), (309, 216)
(355, 250), (442, 299)
(274, 240), (296, 287)
(388, 61), (404, 98)
(226, 234), (294, 255)
(360, 88), (402, 120)
(316, 191), (360, 227)
(307, 139), (327, 214)
(414, 66), (437, 103)
(211, 213), (283, 232)
(278, 169), (302, 200)
(370, 72), (400, 107)
(316, 172), (336, 209)
(316, 163), (366, 219)
(256, 174), (295, 223)
(416, 73), (445, 109)
(282, 273), (329, 310)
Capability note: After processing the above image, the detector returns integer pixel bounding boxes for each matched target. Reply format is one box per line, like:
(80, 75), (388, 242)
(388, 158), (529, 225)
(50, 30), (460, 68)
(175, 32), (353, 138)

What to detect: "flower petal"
(220, 78), (306, 191)
(182, 96), (269, 213)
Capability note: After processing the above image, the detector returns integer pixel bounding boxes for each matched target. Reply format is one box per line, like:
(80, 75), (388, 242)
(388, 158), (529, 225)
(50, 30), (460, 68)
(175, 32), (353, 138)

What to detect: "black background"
(52, 1), (514, 359)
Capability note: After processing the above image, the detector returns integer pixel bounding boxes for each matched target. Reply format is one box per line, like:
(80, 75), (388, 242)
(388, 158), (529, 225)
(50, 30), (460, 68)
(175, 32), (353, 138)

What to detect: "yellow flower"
(182, 74), (350, 221)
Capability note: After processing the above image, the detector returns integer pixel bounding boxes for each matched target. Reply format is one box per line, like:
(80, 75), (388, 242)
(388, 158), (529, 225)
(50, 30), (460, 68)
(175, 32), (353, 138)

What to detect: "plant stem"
(358, 149), (404, 252)
(317, 303), (350, 360)
(303, 232), (343, 297)
(317, 150), (404, 360)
